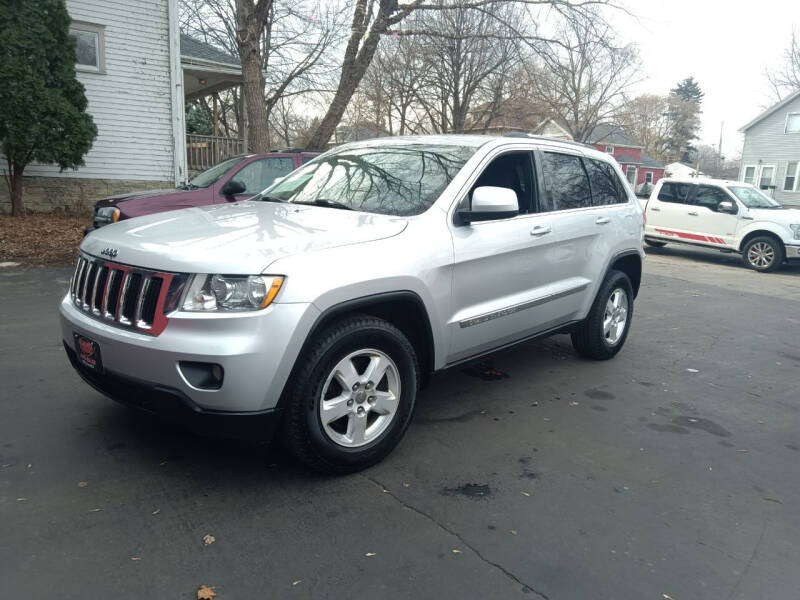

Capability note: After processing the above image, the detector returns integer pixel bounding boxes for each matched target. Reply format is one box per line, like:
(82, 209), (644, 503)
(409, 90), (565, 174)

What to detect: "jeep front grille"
(70, 255), (181, 335)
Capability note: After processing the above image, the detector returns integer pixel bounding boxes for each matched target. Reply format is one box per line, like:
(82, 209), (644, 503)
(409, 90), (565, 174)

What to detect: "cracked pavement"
(2, 247), (799, 599)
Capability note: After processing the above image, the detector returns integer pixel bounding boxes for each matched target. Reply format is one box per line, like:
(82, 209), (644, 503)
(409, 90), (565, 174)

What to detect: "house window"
(645, 171), (653, 184)
(743, 165), (757, 185)
(787, 113), (800, 133)
(605, 146), (614, 154)
(69, 21), (105, 73)
(785, 161), (799, 192)
(625, 165), (637, 185)
(759, 165), (776, 190)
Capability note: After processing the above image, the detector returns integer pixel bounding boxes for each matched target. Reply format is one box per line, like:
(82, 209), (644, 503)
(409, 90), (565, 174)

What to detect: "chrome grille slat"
(117, 272), (132, 324)
(73, 259), (86, 300)
(134, 276), (151, 328)
(102, 269), (118, 319)
(81, 263), (95, 310)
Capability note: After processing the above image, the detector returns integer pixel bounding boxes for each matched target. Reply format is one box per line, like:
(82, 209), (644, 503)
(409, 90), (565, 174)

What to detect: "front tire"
(283, 315), (419, 474)
(571, 270), (634, 360)
(742, 236), (783, 272)
(644, 238), (667, 248)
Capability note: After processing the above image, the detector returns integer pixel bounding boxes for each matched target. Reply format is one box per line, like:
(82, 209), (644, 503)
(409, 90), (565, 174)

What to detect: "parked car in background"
(62, 134), (643, 473)
(89, 150), (319, 229)
(643, 177), (800, 272)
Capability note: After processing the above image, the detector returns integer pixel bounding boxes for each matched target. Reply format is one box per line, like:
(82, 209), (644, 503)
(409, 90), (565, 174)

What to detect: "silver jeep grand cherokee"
(61, 134), (644, 473)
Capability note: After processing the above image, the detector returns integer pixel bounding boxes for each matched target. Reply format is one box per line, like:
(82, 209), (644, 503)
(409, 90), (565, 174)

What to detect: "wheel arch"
(738, 229), (784, 252)
(607, 250), (642, 298)
(280, 292), (436, 407)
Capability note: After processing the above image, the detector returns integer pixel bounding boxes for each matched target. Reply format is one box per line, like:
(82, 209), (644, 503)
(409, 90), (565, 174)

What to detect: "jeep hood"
(80, 201), (408, 274)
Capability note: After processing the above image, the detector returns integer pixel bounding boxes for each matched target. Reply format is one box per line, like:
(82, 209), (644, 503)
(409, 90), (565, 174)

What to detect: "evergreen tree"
(185, 103), (214, 136)
(0, 0), (97, 215)
(666, 77), (703, 163)
(672, 77), (705, 104)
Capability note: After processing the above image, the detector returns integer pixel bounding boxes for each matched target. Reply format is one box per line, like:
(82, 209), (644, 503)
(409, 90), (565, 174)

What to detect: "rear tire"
(645, 239), (667, 248)
(282, 314), (419, 474)
(742, 236), (783, 272)
(571, 270), (633, 360)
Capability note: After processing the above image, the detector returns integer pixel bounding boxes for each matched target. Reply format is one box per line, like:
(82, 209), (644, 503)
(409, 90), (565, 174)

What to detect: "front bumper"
(785, 243), (800, 260)
(64, 343), (282, 442)
(60, 294), (320, 414)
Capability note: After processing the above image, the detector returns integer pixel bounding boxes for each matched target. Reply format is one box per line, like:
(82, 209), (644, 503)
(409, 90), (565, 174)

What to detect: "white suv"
(644, 177), (800, 272)
(60, 134), (644, 473)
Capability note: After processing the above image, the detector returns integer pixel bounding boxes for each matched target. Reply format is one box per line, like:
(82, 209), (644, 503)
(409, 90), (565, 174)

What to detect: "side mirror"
(718, 201), (737, 214)
(457, 186), (519, 224)
(221, 179), (247, 197)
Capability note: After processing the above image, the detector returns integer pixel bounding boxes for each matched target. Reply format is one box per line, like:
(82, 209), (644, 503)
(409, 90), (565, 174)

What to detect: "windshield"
(264, 144), (477, 216)
(189, 156), (247, 189)
(728, 186), (782, 209)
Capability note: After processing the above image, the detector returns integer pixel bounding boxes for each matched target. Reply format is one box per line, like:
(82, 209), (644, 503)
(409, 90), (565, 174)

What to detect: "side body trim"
(458, 283), (589, 328)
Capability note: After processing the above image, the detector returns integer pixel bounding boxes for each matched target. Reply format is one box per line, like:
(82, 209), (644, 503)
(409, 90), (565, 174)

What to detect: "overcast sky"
(615, 0), (797, 158)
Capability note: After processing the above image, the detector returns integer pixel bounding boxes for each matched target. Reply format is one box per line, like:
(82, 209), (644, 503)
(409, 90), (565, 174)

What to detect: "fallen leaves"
(203, 534), (216, 546)
(365, 552), (376, 557)
(196, 584), (216, 599)
(509, 530), (517, 536)
(0, 214), (85, 266)
(78, 481), (88, 488)
(568, 401), (580, 406)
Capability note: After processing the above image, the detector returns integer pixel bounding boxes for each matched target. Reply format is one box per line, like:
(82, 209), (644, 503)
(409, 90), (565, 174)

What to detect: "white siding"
(25, 0), (175, 182)
(739, 94), (800, 204)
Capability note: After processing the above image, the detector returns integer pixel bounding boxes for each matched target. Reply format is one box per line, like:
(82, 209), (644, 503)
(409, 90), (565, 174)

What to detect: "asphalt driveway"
(1, 248), (798, 599)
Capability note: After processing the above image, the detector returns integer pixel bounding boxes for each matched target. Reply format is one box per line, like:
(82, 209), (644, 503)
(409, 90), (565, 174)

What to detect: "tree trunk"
(235, 0), (272, 153)
(306, 0), (383, 151)
(9, 161), (25, 216)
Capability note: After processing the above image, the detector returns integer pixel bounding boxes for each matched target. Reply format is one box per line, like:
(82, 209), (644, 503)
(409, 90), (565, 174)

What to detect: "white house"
(0, 0), (244, 213)
(739, 88), (800, 205)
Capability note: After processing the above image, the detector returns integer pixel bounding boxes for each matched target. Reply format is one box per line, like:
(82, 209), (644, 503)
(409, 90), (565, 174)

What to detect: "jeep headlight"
(181, 274), (284, 312)
(789, 224), (800, 240)
(95, 206), (120, 226)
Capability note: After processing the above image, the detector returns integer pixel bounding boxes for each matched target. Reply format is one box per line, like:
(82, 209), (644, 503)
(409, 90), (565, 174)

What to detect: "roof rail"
(502, 132), (594, 150)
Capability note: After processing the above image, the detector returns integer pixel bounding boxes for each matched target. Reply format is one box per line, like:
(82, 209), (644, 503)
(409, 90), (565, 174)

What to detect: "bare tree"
(616, 94), (672, 161)
(410, 3), (526, 134)
(519, 11), (639, 142)
(181, 0), (345, 151)
(767, 27), (800, 101)
(305, 0), (615, 150)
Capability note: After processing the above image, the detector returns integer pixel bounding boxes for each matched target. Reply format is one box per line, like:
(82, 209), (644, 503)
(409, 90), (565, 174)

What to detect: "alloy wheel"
(602, 288), (629, 346)
(319, 348), (401, 448)
(747, 241), (775, 269)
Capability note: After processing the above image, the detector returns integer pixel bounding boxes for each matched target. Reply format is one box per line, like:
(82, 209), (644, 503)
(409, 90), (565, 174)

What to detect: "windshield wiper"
(292, 199), (354, 211)
(258, 194), (287, 203)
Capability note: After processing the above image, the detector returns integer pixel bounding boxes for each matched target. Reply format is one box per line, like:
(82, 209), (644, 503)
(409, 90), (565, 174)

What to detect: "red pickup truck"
(90, 151), (319, 229)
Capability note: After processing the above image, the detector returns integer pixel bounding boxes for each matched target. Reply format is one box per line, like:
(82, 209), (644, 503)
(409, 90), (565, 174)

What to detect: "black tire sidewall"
(743, 236), (783, 272)
(294, 321), (417, 470)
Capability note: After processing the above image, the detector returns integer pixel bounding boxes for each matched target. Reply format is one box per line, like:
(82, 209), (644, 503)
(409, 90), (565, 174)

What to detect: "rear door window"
(657, 182), (693, 204)
(540, 152), (592, 211)
(584, 158), (627, 205)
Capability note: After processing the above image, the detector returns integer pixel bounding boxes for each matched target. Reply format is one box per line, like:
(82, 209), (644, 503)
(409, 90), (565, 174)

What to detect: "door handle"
(530, 225), (552, 237)
(595, 216), (611, 225)
(650, 207), (661, 212)
(688, 211), (699, 216)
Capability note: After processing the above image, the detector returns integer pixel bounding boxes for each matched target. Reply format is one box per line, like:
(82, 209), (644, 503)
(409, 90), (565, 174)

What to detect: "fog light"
(179, 361), (224, 390)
